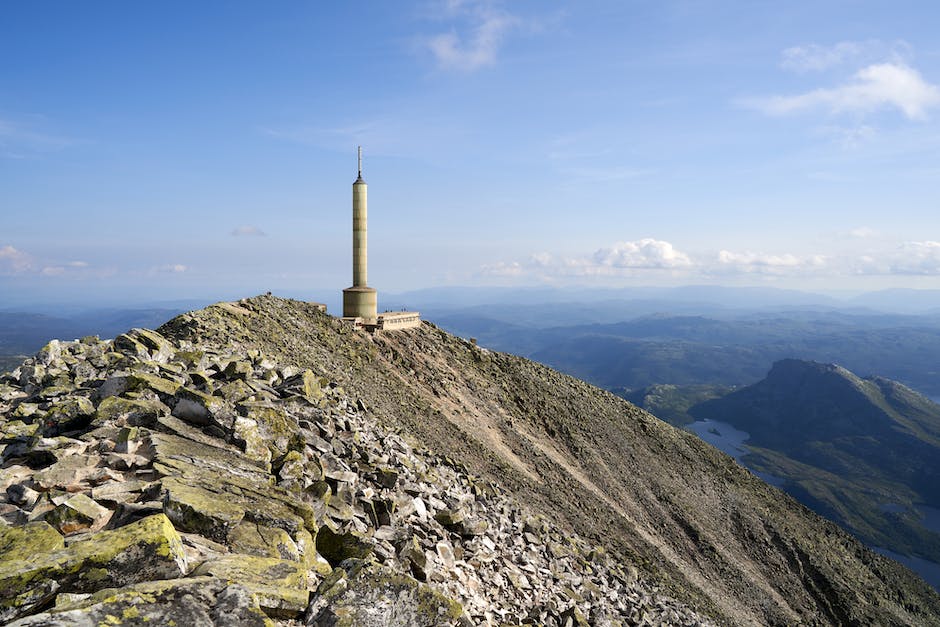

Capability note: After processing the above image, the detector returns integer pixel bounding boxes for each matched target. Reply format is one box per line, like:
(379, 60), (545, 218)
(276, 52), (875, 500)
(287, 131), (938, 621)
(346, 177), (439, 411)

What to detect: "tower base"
(343, 286), (377, 320)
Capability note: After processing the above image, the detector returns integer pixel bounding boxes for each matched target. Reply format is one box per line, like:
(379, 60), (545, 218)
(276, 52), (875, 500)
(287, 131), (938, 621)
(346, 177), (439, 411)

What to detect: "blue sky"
(3, 1), (940, 306)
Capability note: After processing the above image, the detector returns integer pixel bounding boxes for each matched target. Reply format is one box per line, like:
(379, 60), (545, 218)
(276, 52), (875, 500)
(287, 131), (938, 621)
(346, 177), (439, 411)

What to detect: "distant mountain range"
(428, 309), (940, 397)
(684, 359), (940, 587)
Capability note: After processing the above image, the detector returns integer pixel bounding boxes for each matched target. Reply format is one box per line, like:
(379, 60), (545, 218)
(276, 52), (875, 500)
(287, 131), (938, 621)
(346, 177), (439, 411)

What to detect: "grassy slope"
(158, 296), (940, 626)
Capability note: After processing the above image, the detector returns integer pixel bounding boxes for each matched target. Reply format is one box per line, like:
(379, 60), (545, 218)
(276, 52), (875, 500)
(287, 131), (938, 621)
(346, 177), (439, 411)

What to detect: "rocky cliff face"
(1, 295), (938, 626)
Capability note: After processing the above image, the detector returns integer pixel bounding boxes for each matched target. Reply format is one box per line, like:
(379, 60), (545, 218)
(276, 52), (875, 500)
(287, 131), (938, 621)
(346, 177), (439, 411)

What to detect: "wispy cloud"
(424, 0), (520, 71)
(749, 63), (940, 120)
(781, 42), (866, 73)
(231, 225), (267, 237)
(884, 241), (940, 275)
(779, 40), (911, 73)
(0, 245), (33, 274)
(0, 115), (76, 159)
(151, 264), (187, 274)
(711, 250), (828, 276)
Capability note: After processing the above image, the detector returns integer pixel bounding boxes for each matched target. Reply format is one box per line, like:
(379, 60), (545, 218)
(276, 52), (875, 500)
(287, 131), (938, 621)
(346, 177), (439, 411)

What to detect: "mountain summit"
(1, 296), (938, 625)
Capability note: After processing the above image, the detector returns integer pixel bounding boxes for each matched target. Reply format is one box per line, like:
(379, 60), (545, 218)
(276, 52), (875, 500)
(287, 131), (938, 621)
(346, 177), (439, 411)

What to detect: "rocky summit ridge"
(0, 295), (939, 626)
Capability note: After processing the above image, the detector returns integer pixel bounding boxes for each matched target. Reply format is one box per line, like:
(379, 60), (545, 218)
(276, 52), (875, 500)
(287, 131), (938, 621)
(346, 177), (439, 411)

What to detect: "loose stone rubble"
(0, 322), (711, 625)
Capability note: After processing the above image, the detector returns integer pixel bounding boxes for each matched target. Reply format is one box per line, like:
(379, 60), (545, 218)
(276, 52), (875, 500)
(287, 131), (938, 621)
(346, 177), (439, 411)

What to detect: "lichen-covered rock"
(93, 395), (166, 427)
(228, 520), (300, 561)
(316, 526), (374, 566)
(32, 454), (98, 491)
(162, 476), (246, 542)
(172, 386), (226, 425)
(126, 372), (182, 397)
(307, 558), (464, 627)
(0, 521), (64, 563)
(5, 576), (272, 627)
(0, 513), (187, 622)
(193, 554), (311, 618)
(232, 415), (272, 467)
(44, 493), (111, 534)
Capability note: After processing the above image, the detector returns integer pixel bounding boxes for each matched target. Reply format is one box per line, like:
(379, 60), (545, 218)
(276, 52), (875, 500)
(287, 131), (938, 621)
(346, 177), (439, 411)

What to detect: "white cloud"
(848, 226), (879, 239)
(712, 250), (827, 275)
(594, 239), (692, 269)
(780, 42), (864, 72)
(152, 264), (187, 274)
(425, 0), (519, 71)
(481, 237), (940, 284)
(752, 62), (940, 120)
(0, 245), (32, 274)
(780, 40), (912, 74)
(885, 241), (940, 275)
(481, 238), (694, 280)
(231, 226), (267, 237)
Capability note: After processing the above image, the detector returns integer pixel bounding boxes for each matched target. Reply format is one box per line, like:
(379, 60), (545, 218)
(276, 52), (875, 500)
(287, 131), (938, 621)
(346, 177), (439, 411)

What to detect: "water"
(686, 419), (751, 461)
(917, 504), (940, 534)
(872, 546), (940, 592)
(685, 419), (786, 486)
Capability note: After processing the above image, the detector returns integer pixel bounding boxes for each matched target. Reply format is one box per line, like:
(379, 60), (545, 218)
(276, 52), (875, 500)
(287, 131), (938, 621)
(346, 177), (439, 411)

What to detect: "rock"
(5, 576), (270, 627)
(112, 333), (149, 359)
(307, 558), (463, 627)
(316, 526), (374, 566)
(232, 416), (272, 467)
(302, 370), (324, 401)
(41, 397), (95, 433)
(44, 493), (111, 534)
(0, 513), (187, 622)
(33, 455), (99, 491)
(193, 554), (311, 618)
(162, 476), (247, 543)
(93, 396), (166, 427)
(127, 328), (175, 362)
(0, 521), (64, 563)
(228, 520), (301, 561)
(222, 360), (253, 381)
(172, 387), (226, 425)
(127, 372), (181, 397)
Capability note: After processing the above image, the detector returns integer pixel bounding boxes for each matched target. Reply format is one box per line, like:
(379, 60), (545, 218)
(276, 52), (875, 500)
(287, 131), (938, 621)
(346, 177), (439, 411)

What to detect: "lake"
(685, 419), (785, 486)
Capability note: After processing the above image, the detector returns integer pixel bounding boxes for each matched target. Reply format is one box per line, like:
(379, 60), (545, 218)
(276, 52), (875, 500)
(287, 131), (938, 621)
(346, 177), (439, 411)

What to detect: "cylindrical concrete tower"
(343, 147), (378, 320)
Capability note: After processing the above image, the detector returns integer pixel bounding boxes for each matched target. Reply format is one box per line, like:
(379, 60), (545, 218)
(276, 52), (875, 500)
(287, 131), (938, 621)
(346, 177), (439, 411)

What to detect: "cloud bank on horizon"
(2, 1), (940, 303)
(480, 236), (940, 283)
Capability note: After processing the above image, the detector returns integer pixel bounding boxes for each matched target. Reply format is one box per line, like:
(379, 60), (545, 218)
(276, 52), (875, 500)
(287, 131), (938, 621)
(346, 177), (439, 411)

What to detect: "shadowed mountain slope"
(692, 359), (940, 568)
(154, 296), (940, 625)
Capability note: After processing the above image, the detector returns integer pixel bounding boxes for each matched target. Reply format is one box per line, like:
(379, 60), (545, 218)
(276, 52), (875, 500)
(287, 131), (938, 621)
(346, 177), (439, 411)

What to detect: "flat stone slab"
(6, 576), (271, 627)
(0, 513), (187, 622)
(307, 558), (463, 627)
(194, 554), (311, 619)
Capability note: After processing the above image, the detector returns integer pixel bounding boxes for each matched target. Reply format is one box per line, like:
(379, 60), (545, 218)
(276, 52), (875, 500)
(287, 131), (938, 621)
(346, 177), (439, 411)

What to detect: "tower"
(342, 146), (377, 320)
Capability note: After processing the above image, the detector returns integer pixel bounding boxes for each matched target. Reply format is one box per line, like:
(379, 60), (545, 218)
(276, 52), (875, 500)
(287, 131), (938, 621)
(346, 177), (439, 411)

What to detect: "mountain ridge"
(157, 296), (940, 624)
(1, 295), (938, 625)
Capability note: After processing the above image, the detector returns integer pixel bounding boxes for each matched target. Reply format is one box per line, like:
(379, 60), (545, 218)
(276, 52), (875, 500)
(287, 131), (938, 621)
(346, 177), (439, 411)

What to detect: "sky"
(3, 1), (940, 307)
